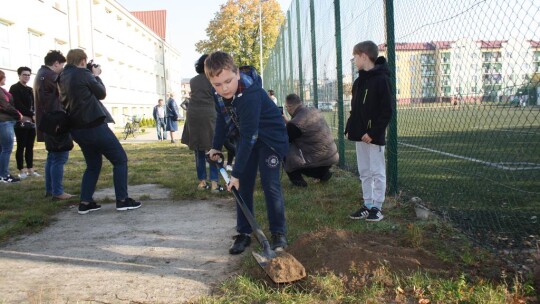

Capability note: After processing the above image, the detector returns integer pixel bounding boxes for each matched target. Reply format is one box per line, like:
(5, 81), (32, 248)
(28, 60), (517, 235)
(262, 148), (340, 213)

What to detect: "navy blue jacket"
(212, 67), (288, 178)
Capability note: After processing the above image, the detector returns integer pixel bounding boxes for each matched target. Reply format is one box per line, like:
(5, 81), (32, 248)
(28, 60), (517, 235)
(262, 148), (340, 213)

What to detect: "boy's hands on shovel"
(207, 149), (240, 191)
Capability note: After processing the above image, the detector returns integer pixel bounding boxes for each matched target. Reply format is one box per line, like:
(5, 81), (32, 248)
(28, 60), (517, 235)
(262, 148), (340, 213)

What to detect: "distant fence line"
(264, 0), (540, 253)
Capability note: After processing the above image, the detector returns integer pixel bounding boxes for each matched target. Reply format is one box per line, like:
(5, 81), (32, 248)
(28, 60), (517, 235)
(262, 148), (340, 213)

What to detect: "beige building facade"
(0, 0), (182, 125)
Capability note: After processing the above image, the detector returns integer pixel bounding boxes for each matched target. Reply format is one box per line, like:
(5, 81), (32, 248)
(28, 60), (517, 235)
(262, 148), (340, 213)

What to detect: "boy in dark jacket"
(206, 51), (288, 255)
(345, 41), (393, 222)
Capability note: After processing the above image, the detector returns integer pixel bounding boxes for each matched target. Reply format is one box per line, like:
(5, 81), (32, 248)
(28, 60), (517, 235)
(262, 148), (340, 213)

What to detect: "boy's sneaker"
(78, 201), (101, 214)
(229, 233), (251, 254)
(349, 205), (370, 219)
(18, 172), (28, 179)
(2, 174), (21, 183)
(366, 207), (384, 222)
(116, 197), (142, 211)
(271, 233), (288, 250)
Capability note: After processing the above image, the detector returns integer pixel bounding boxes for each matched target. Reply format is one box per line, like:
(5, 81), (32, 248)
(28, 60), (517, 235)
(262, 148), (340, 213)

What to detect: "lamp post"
(259, 0), (267, 86)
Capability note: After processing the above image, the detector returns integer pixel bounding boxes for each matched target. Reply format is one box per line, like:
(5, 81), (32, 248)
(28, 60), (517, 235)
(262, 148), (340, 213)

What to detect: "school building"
(0, 0), (182, 125)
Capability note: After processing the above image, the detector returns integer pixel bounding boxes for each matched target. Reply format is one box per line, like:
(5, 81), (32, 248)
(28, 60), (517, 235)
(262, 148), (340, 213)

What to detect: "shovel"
(207, 153), (306, 283)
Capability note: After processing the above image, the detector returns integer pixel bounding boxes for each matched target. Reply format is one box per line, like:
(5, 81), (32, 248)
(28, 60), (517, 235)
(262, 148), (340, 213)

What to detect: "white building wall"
(501, 38), (534, 95)
(450, 38), (483, 97)
(0, 0), (182, 126)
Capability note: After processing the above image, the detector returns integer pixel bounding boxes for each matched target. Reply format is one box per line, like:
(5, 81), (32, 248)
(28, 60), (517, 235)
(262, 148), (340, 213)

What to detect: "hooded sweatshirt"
(212, 66), (288, 178)
(345, 56), (393, 145)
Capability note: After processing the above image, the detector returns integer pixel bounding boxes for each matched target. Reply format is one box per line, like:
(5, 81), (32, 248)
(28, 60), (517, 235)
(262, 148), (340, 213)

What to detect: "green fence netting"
(264, 0), (540, 253)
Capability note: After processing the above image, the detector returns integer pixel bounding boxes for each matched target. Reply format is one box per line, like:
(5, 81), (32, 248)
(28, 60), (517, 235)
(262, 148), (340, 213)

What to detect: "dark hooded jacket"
(58, 64), (113, 129)
(345, 56), (393, 145)
(212, 66), (288, 178)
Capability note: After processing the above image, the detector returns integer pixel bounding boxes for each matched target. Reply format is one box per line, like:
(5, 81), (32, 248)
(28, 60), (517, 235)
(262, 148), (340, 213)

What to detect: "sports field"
(327, 104), (540, 250)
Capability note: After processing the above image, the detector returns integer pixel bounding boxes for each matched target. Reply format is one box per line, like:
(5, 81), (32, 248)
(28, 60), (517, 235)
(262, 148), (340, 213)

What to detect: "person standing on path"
(34, 50), (74, 200)
(153, 98), (167, 141)
(58, 49), (142, 214)
(166, 93), (180, 143)
(10, 66), (39, 179)
(183, 54), (222, 192)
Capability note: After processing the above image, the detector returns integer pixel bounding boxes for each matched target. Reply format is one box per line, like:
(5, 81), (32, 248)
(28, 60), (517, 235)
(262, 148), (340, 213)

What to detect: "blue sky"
(116, 0), (292, 79)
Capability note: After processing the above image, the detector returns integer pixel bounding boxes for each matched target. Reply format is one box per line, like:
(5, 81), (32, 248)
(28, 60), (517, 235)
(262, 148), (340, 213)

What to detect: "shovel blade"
(252, 250), (306, 283)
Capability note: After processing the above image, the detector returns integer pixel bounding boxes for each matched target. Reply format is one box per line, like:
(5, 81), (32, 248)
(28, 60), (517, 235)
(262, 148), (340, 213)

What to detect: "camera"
(86, 59), (100, 70)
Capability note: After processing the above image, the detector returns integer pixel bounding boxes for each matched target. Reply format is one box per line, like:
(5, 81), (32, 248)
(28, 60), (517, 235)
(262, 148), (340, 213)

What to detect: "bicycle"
(122, 114), (143, 140)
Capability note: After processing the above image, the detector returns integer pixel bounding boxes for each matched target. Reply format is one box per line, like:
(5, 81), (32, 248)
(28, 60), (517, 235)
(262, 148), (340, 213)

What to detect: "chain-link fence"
(264, 0), (540, 253)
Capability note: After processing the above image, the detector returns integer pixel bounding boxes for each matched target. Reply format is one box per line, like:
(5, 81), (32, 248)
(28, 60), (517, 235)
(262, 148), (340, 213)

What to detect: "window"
(28, 31), (43, 69)
(0, 22), (10, 67)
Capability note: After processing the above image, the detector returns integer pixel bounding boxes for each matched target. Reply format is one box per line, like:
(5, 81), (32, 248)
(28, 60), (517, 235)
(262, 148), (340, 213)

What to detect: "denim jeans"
(70, 123), (128, 202)
(195, 150), (218, 182)
(0, 121), (16, 178)
(45, 151), (69, 196)
(156, 117), (167, 140)
(236, 141), (286, 235)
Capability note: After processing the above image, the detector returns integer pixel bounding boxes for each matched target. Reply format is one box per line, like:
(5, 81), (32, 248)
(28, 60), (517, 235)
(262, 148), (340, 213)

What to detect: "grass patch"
(0, 140), (537, 302)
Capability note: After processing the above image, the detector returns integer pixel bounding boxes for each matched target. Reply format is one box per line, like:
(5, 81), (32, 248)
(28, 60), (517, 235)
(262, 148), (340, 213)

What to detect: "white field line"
(399, 142), (540, 171)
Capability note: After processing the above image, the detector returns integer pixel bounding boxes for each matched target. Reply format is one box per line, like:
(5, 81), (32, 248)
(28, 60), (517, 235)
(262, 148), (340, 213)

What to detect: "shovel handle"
(207, 152), (274, 257)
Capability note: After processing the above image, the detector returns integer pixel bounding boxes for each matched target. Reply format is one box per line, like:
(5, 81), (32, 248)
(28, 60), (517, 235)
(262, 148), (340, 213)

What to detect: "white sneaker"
(226, 165), (233, 171)
(29, 172), (41, 177)
(18, 172), (28, 179)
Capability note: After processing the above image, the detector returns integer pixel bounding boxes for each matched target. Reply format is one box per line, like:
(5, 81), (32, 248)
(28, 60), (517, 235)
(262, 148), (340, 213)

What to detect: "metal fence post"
(287, 10), (294, 94)
(334, 0), (345, 167)
(385, 0), (398, 195)
(296, 0), (304, 101)
(310, 0), (318, 108)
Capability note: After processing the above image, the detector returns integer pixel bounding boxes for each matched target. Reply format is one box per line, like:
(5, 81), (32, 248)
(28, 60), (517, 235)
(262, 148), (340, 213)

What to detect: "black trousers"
(223, 138), (236, 164)
(14, 127), (36, 170)
(286, 165), (331, 182)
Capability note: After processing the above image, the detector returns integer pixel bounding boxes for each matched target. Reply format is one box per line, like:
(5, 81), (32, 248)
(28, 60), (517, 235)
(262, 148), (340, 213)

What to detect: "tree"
(195, 0), (285, 73)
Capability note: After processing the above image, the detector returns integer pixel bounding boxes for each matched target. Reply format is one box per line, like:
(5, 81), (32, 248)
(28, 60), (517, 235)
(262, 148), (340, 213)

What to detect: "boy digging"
(346, 41), (393, 222)
(206, 51), (289, 254)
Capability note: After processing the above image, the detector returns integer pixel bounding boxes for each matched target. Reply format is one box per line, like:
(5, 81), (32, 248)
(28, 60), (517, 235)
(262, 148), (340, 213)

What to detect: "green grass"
(324, 104), (540, 251)
(0, 140), (537, 302)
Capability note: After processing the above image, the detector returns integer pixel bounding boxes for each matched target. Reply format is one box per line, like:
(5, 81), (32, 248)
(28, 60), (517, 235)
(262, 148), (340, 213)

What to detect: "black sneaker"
(366, 207), (384, 222)
(349, 205), (370, 220)
(320, 171), (333, 182)
(229, 234), (251, 255)
(2, 174), (21, 183)
(271, 233), (288, 250)
(78, 201), (102, 214)
(116, 197), (142, 211)
(290, 178), (307, 187)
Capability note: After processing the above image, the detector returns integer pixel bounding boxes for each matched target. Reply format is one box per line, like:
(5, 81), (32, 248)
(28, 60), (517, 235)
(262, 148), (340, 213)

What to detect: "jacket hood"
(359, 56), (391, 78)
(236, 66), (262, 96)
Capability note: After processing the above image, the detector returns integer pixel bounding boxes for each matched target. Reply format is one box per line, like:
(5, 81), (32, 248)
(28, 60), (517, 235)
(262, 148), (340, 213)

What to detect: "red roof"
(479, 40), (505, 48)
(131, 10), (167, 40)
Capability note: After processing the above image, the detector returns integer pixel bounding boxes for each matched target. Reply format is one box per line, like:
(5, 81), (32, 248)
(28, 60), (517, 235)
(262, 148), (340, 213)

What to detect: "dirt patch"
(248, 227), (452, 285)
